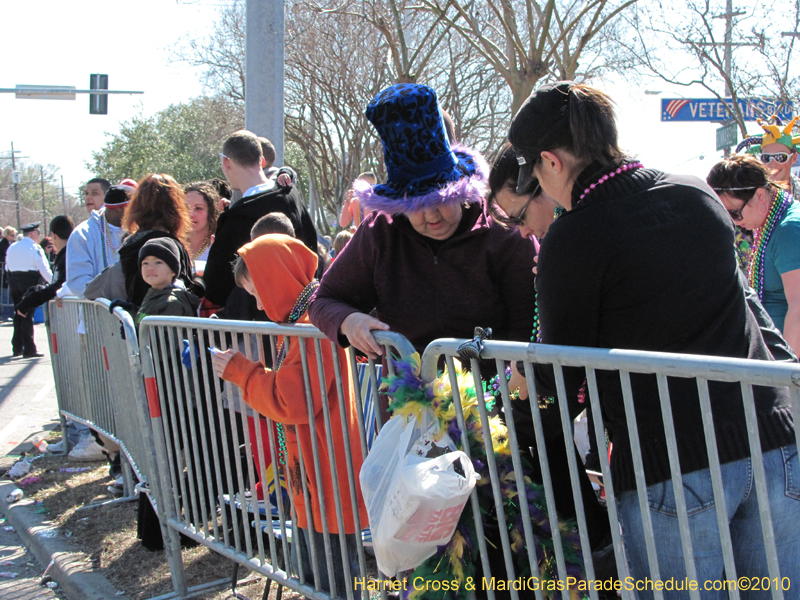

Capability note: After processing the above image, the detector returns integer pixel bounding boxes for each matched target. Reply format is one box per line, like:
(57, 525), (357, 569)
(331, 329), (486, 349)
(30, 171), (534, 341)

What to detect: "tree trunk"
(510, 77), (537, 116)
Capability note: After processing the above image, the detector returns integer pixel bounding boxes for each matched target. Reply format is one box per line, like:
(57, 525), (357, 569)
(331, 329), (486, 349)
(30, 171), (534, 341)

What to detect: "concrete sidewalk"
(0, 319), (128, 600)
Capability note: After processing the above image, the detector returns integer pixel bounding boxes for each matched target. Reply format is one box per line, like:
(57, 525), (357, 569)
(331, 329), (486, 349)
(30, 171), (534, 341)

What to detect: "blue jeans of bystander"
(617, 444), (800, 599)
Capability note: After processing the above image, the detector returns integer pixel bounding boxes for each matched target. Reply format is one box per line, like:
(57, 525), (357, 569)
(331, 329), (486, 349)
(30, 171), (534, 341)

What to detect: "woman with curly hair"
(118, 174), (195, 307)
(184, 181), (219, 276)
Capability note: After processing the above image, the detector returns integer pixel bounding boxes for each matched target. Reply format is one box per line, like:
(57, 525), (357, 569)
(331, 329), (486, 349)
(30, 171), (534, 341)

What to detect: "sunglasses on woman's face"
(727, 200), (750, 222)
(760, 152), (793, 165)
(712, 186), (757, 222)
(493, 183), (540, 226)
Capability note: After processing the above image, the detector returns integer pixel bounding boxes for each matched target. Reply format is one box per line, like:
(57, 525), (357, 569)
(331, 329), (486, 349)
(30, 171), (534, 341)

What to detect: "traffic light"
(90, 74), (108, 115)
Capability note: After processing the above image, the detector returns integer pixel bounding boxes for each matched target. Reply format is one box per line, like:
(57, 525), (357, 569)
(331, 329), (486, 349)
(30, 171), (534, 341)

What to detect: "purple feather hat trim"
(354, 144), (489, 216)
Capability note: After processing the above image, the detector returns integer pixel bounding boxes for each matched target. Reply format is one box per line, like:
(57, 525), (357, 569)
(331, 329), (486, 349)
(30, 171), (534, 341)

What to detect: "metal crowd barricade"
(0, 268), (14, 319)
(45, 298), (159, 498)
(46, 298), (116, 440)
(138, 316), (413, 600)
(420, 339), (800, 600)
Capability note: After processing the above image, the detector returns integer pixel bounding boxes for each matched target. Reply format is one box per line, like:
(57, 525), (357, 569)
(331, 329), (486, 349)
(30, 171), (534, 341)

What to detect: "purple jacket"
(309, 203), (537, 354)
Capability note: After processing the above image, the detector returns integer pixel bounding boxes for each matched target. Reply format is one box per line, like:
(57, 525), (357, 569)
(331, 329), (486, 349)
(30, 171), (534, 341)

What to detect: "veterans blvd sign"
(661, 98), (793, 122)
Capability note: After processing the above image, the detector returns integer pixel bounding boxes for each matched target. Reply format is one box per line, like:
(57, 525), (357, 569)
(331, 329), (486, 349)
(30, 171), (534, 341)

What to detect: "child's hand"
(211, 348), (238, 379)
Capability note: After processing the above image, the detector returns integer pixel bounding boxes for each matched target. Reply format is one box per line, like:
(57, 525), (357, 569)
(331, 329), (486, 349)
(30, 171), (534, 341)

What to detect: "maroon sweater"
(309, 203), (537, 354)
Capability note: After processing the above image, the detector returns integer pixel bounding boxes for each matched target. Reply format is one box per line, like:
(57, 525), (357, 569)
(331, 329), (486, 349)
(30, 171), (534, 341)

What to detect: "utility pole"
(40, 167), (47, 234)
(245, 0), (285, 165)
(61, 175), (66, 212)
(715, 0), (744, 156)
(10, 142), (20, 230)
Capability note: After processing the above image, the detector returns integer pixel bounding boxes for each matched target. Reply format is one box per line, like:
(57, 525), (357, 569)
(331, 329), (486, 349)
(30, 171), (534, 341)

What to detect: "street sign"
(716, 122), (738, 151)
(15, 85), (76, 100)
(661, 98), (793, 122)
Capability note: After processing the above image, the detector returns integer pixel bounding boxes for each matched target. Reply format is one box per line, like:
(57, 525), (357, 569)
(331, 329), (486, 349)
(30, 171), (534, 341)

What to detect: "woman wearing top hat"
(309, 83), (537, 358)
(507, 80), (798, 596)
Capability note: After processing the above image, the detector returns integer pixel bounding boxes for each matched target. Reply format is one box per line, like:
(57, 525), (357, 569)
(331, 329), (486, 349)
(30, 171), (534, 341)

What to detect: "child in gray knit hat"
(136, 237), (199, 325)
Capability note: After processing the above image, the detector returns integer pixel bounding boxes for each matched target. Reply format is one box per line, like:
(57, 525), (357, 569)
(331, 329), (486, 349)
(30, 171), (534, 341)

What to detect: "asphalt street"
(0, 316), (63, 600)
(0, 320), (60, 460)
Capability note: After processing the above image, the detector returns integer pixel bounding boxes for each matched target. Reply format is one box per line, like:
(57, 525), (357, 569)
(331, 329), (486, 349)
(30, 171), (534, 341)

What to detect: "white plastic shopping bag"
(360, 412), (478, 577)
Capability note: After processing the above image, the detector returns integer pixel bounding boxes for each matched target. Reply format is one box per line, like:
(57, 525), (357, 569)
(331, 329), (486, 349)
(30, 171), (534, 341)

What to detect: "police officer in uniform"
(5, 223), (52, 357)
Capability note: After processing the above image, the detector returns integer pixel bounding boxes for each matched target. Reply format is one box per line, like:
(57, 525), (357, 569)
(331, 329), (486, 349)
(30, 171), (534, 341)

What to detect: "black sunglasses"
(711, 186), (757, 221)
(727, 200), (751, 222)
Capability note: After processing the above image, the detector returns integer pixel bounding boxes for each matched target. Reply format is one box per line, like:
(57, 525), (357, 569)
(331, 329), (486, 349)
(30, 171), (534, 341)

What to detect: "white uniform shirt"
(5, 236), (53, 283)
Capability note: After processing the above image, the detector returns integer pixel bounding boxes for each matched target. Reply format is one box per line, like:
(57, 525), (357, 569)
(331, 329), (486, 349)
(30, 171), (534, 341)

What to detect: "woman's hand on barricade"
(341, 312), (390, 359)
(55, 297), (63, 308)
(211, 348), (238, 379)
(509, 363), (529, 400)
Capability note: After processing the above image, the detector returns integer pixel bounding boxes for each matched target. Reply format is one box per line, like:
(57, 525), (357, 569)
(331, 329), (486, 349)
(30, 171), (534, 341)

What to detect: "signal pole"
(11, 142), (20, 230)
(40, 167), (47, 234)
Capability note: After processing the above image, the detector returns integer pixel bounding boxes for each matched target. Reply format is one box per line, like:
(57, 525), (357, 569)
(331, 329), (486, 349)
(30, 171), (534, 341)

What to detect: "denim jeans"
(617, 444), (800, 599)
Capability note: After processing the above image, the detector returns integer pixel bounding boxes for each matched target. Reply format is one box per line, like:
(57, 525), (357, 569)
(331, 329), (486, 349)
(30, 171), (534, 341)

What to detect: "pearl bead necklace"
(579, 162), (643, 201)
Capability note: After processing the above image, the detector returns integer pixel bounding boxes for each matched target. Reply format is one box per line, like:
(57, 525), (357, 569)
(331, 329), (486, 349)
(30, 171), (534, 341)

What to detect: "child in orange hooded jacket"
(210, 234), (367, 596)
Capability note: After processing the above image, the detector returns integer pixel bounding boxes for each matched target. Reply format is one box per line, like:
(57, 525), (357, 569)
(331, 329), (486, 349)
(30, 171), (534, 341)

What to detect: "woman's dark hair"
(512, 83), (625, 173)
(124, 174), (191, 241)
(184, 181), (220, 236)
(564, 85), (624, 168)
(706, 154), (783, 202)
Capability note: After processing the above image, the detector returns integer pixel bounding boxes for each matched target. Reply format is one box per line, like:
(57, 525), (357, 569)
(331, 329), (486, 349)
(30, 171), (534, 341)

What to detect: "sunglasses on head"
(760, 152), (793, 165)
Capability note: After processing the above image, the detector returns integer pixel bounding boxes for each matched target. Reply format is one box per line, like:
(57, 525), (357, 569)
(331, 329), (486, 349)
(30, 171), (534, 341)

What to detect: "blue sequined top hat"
(355, 83), (488, 215)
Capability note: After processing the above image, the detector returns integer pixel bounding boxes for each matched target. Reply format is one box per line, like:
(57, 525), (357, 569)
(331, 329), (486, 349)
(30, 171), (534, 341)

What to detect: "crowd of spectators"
(4, 83), (799, 598)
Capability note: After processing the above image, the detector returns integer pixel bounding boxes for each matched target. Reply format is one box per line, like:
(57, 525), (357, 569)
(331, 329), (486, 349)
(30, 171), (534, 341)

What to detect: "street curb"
(1, 479), (128, 600)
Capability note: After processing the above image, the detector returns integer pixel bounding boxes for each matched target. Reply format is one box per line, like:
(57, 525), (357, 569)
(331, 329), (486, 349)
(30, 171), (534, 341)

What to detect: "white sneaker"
(68, 437), (106, 462)
(46, 440), (65, 453)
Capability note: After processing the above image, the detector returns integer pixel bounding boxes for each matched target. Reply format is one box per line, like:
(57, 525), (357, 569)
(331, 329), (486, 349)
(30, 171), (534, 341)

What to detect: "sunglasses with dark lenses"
(727, 201), (750, 222)
(711, 186), (758, 222)
(760, 152), (792, 164)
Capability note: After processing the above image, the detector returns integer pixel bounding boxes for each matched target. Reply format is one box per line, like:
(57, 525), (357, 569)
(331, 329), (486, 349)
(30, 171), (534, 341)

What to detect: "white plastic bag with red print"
(360, 411), (478, 577)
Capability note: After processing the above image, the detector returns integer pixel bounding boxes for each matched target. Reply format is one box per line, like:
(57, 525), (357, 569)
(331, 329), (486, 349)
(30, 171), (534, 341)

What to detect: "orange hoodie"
(221, 234), (368, 534)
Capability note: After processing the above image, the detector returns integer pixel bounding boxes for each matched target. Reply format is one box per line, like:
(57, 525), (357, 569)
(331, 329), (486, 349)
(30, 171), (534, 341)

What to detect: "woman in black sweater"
(506, 81), (798, 596)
